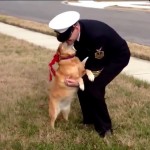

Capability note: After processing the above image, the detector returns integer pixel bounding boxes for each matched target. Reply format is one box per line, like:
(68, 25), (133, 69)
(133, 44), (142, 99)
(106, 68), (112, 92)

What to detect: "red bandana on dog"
(48, 53), (59, 81)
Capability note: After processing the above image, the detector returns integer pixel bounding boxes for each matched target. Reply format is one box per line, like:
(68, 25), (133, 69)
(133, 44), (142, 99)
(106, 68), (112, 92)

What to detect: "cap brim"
(56, 26), (72, 42)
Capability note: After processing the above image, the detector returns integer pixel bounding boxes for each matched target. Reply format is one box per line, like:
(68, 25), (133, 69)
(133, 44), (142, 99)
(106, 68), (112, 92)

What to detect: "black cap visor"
(56, 26), (73, 42)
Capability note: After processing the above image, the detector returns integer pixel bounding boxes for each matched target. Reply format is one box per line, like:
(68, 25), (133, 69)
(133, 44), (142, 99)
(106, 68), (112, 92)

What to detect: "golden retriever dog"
(49, 42), (94, 129)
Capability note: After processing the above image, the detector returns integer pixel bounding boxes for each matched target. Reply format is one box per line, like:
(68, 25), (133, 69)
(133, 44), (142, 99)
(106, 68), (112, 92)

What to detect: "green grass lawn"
(0, 33), (150, 150)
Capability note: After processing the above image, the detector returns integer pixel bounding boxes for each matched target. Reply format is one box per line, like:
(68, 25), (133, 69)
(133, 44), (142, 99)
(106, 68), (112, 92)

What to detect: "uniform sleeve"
(84, 43), (130, 89)
(94, 46), (130, 88)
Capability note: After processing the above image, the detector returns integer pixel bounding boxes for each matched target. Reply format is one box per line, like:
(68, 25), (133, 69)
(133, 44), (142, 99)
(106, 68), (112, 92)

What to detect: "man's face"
(66, 24), (79, 45)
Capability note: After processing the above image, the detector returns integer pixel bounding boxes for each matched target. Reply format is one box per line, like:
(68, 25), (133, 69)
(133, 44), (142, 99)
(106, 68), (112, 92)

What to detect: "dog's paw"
(79, 84), (85, 91)
(88, 73), (95, 82)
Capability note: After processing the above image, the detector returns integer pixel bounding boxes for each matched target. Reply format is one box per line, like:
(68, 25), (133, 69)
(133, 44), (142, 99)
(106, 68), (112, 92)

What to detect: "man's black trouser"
(77, 84), (112, 133)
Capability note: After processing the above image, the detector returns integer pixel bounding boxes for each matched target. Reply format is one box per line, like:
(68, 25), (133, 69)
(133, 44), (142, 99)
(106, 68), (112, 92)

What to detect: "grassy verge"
(0, 14), (56, 36)
(0, 33), (150, 149)
(0, 14), (150, 61)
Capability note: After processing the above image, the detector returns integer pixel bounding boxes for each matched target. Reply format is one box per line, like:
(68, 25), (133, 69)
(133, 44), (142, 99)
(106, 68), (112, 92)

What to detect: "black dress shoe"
(98, 129), (113, 138)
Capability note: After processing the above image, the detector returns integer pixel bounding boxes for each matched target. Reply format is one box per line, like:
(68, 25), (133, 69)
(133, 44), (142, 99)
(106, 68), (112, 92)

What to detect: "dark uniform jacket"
(74, 19), (131, 88)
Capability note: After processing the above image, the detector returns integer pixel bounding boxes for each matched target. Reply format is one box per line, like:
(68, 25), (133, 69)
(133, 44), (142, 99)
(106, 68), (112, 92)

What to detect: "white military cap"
(49, 11), (80, 33)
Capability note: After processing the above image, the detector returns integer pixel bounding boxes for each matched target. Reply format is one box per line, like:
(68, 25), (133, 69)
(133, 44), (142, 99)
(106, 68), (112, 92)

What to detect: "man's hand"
(64, 77), (79, 87)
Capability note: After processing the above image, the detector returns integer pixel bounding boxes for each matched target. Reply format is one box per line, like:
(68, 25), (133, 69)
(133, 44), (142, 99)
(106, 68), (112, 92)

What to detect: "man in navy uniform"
(49, 11), (130, 138)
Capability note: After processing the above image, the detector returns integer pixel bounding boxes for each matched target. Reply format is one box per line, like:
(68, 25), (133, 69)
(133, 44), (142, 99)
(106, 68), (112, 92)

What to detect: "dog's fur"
(49, 42), (94, 129)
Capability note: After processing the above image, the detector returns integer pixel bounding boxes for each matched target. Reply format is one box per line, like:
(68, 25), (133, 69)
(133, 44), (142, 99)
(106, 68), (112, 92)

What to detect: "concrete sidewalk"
(0, 22), (150, 84)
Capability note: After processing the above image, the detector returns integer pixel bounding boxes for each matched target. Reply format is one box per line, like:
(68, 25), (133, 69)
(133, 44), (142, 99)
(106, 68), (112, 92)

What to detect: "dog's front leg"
(85, 69), (95, 82)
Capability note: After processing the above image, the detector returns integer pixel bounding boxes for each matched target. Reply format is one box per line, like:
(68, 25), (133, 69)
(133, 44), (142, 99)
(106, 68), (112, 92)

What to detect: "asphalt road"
(0, 1), (150, 46)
